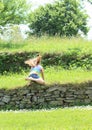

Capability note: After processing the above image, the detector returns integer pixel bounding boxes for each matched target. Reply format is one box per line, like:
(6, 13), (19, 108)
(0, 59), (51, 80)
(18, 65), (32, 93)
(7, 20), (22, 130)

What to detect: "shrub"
(1, 50), (92, 74)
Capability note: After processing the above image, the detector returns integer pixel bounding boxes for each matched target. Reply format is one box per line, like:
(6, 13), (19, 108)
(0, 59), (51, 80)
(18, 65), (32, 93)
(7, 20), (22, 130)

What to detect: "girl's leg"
(25, 77), (35, 81)
(34, 78), (45, 85)
(26, 77), (45, 84)
(25, 77), (45, 85)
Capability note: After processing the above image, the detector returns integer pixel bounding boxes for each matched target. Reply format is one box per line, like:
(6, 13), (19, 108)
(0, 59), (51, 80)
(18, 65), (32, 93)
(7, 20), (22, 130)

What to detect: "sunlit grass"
(0, 36), (92, 54)
(0, 73), (27, 89)
(0, 108), (92, 130)
(45, 67), (92, 84)
(1, 67), (92, 89)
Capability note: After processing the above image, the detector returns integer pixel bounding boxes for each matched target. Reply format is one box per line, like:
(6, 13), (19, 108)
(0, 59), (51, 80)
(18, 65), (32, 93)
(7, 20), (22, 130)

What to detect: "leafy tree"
(0, 0), (30, 26)
(28, 0), (88, 37)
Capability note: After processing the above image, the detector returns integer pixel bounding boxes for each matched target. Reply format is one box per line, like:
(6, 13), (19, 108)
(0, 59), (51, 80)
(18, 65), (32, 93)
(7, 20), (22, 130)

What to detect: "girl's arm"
(41, 68), (44, 80)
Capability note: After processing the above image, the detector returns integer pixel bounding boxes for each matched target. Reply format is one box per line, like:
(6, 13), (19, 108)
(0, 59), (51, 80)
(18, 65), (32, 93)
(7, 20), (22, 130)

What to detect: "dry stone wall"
(0, 82), (92, 110)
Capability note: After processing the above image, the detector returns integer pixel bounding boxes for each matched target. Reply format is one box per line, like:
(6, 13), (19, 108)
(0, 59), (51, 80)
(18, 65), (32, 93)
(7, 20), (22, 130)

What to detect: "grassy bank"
(1, 67), (92, 89)
(0, 108), (92, 130)
(0, 37), (92, 54)
(0, 37), (92, 89)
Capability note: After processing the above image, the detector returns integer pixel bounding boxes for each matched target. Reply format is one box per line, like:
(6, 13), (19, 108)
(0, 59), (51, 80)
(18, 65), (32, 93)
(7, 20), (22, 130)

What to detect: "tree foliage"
(0, 0), (29, 26)
(28, 0), (88, 37)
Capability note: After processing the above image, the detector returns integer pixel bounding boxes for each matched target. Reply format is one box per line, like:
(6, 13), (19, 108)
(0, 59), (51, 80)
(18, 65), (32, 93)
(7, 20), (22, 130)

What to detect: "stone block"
(49, 100), (63, 106)
(2, 95), (10, 103)
(85, 90), (92, 94)
(46, 86), (58, 92)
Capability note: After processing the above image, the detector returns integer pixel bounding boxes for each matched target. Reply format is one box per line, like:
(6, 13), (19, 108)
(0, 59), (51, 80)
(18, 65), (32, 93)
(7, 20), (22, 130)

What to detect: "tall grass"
(0, 36), (92, 54)
(1, 67), (92, 89)
(0, 108), (92, 130)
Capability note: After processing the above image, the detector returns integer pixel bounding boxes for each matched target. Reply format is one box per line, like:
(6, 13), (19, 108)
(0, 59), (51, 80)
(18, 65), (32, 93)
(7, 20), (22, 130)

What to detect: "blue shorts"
(29, 74), (40, 79)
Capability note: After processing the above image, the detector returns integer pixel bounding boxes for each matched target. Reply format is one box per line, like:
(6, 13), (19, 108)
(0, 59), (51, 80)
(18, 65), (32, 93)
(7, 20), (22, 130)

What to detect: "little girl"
(25, 55), (45, 85)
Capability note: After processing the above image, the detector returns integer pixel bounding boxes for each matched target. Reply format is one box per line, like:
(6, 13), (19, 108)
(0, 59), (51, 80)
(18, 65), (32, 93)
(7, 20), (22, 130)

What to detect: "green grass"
(1, 67), (92, 89)
(0, 73), (27, 89)
(0, 37), (92, 54)
(0, 108), (92, 130)
(45, 67), (92, 84)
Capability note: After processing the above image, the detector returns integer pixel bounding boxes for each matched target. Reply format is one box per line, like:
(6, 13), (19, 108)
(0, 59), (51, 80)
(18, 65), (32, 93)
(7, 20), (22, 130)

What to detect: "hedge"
(0, 51), (92, 74)
(0, 52), (37, 74)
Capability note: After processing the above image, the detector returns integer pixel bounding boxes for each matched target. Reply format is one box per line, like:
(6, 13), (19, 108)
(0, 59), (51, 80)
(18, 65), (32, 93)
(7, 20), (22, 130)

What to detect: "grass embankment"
(0, 37), (92, 54)
(0, 108), (92, 130)
(0, 37), (92, 89)
(1, 67), (92, 89)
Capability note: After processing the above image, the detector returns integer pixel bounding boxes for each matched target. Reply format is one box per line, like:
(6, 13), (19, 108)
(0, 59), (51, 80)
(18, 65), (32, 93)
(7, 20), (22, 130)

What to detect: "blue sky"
(28, 0), (92, 40)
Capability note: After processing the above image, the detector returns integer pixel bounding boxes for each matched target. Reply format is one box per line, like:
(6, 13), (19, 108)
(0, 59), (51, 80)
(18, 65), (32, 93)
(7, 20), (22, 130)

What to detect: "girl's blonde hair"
(25, 55), (42, 67)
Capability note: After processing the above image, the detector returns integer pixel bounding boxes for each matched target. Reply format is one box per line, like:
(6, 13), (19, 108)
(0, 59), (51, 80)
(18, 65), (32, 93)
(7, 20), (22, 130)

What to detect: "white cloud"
(29, 0), (55, 10)
(84, 1), (92, 40)
(84, 1), (92, 25)
(30, 0), (54, 5)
